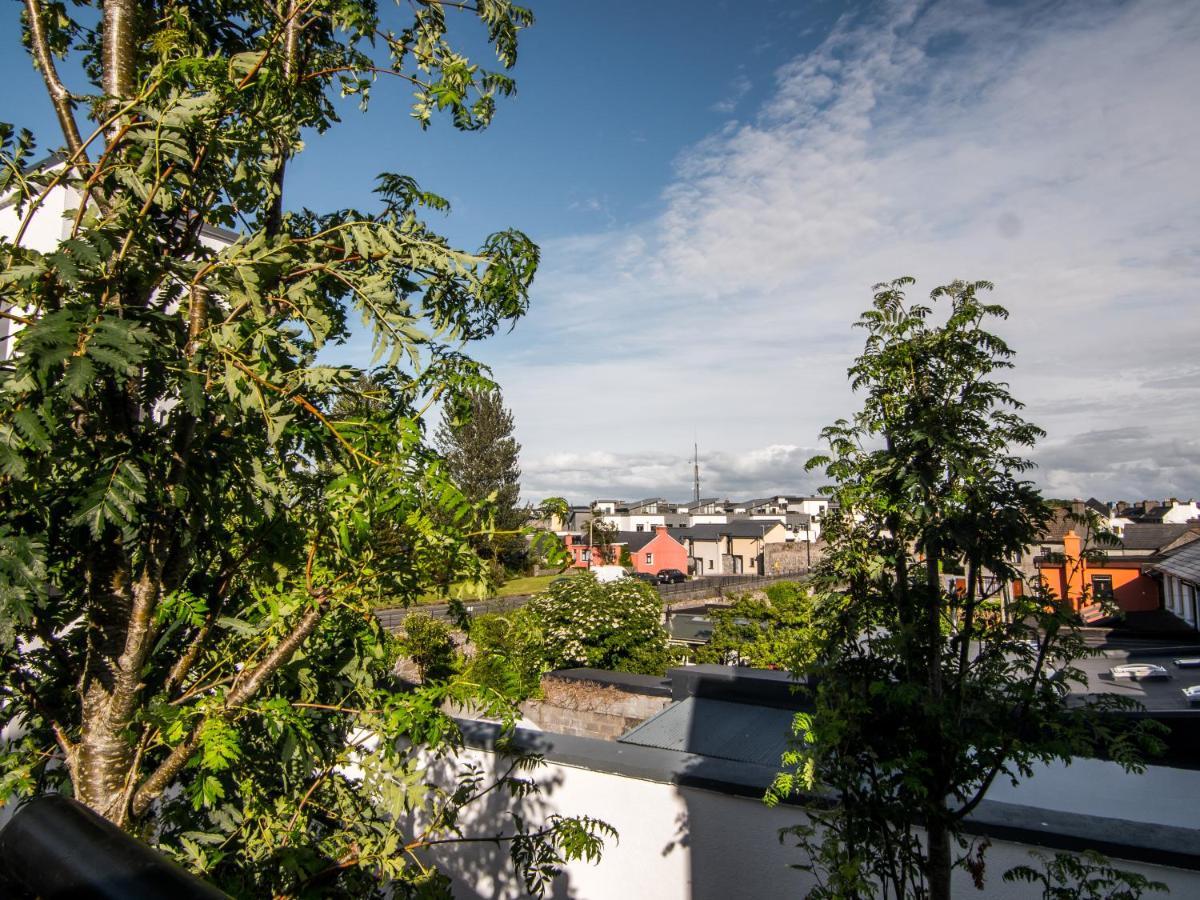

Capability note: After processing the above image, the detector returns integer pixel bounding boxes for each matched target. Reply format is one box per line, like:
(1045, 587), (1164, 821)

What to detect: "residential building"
(432, 665), (1200, 899)
(1034, 523), (1200, 619)
(616, 527), (688, 576)
(677, 521), (789, 576)
(1115, 499), (1200, 525)
(1154, 539), (1200, 631)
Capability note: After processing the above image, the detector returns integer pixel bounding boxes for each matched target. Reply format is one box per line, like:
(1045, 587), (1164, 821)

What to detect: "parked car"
(590, 565), (628, 584)
(629, 572), (658, 585)
(657, 569), (686, 584)
(1110, 663), (1170, 680)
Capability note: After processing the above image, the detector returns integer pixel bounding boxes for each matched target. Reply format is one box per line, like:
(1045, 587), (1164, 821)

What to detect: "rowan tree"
(0, 1), (612, 895)
(772, 279), (1161, 899)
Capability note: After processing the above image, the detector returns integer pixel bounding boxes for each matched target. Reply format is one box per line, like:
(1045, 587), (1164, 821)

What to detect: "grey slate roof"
(677, 521), (785, 541)
(1155, 540), (1200, 584)
(618, 696), (795, 767)
(1119, 523), (1196, 551)
(616, 530), (665, 551)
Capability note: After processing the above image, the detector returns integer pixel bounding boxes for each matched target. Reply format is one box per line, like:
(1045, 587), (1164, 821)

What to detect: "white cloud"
(711, 72), (753, 114)
(498, 0), (1200, 501)
(520, 444), (821, 504)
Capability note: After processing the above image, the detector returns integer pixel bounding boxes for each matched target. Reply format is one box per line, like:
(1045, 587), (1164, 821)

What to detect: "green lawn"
(382, 570), (581, 608)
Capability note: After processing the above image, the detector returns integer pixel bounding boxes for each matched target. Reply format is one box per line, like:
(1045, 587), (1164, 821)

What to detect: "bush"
(400, 614), (456, 683)
(526, 574), (675, 674)
(463, 609), (548, 700)
(694, 580), (819, 670)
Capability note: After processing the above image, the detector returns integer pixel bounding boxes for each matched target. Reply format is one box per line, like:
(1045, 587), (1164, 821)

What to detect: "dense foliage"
(526, 574), (676, 675)
(772, 279), (1161, 899)
(399, 614), (457, 684)
(693, 580), (819, 670)
(461, 608), (548, 701)
(0, 1), (612, 895)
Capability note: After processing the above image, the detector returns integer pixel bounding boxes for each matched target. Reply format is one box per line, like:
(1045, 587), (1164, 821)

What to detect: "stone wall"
(519, 676), (671, 741)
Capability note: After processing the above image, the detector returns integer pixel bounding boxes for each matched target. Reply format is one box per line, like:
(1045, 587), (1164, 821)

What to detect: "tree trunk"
(926, 816), (953, 900)
(75, 543), (164, 825)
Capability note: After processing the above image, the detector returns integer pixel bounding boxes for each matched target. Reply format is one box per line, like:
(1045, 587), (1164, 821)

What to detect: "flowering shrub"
(526, 574), (675, 674)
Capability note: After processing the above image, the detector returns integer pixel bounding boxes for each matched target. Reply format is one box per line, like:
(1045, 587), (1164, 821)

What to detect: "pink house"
(619, 526), (688, 575)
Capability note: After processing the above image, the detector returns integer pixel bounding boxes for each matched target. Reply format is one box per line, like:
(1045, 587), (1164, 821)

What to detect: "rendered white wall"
(425, 748), (1200, 900)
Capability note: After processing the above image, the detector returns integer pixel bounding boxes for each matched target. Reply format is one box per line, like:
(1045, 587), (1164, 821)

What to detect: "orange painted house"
(1036, 530), (1160, 617)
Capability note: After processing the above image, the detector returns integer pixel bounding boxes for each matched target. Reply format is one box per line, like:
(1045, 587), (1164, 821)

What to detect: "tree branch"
(23, 0), (87, 165)
(131, 599), (328, 817)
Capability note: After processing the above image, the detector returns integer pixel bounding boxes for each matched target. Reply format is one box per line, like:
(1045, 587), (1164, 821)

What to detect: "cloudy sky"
(3, 0), (1197, 503)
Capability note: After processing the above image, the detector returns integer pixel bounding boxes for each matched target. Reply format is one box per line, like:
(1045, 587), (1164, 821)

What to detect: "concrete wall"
(425, 747), (1200, 900)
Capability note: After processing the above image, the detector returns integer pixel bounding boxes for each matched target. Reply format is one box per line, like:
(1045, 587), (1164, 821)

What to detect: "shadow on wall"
(412, 749), (579, 900)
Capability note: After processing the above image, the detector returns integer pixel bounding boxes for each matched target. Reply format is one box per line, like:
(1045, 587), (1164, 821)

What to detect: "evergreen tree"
(435, 389), (524, 561)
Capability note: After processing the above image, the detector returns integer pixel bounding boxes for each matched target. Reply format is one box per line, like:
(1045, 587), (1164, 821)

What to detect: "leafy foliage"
(694, 580), (820, 670)
(1003, 850), (1169, 900)
(461, 608), (548, 701)
(771, 279), (1163, 899)
(400, 614), (457, 684)
(0, 1), (613, 895)
(526, 573), (676, 674)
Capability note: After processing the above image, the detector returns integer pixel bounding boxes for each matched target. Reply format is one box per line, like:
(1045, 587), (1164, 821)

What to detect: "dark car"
(656, 569), (686, 584)
(629, 572), (658, 585)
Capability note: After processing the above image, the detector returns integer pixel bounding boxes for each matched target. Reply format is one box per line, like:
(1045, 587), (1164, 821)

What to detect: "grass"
(380, 569), (583, 608)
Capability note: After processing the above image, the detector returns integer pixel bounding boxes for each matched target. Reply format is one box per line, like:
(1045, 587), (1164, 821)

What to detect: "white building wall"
(601, 514), (666, 532)
(687, 541), (723, 576)
(426, 748), (1200, 900)
(1162, 502), (1200, 524)
(0, 184), (76, 360)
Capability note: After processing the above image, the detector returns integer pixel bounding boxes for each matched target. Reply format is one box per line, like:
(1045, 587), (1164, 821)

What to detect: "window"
(645, 552), (653, 565)
(707, 559), (714, 570)
(636, 524), (644, 531)
(1091, 575), (1114, 600)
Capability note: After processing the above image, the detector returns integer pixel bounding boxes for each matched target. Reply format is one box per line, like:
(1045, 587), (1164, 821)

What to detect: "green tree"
(399, 613), (457, 684)
(526, 573), (675, 674)
(694, 580), (819, 670)
(0, 2), (610, 895)
(772, 279), (1159, 899)
(586, 511), (619, 564)
(434, 388), (524, 567)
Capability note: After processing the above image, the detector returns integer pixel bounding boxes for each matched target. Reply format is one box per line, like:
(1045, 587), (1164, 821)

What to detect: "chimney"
(1070, 499), (1086, 516)
(1168, 497), (1179, 507)
(1115, 501), (1127, 514)
(654, 525), (668, 536)
(1143, 500), (1157, 513)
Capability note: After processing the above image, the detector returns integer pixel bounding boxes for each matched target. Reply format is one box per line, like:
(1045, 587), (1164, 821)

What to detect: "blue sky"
(3, 1), (1199, 503)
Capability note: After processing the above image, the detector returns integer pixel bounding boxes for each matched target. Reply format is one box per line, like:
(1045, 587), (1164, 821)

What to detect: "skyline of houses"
(543, 492), (1200, 631)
